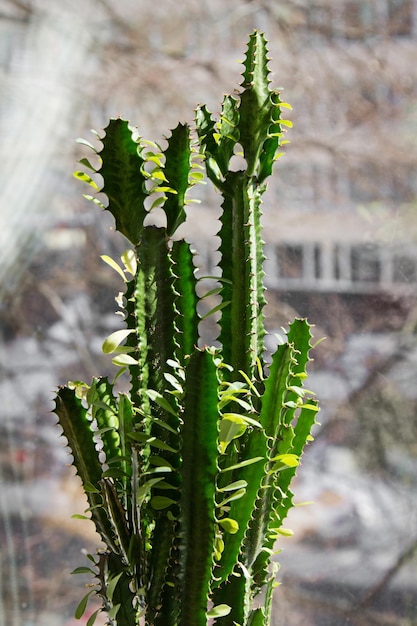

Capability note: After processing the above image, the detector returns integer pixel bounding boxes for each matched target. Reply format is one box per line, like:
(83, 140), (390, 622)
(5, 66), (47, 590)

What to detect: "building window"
(343, 1), (377, 39)
(351, 244), (381, 283)
(277, 244), (304, 279)
(388, 0), (413, 37)
(393, 253), (417, 283)
(303, 2), (336, 40)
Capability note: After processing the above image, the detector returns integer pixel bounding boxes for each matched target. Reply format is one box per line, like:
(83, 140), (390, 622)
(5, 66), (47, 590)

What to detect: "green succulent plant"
(54, 31), (319, 626)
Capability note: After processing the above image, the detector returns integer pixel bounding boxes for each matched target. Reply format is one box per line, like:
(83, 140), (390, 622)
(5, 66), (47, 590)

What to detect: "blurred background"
(1, 1), (417, 624)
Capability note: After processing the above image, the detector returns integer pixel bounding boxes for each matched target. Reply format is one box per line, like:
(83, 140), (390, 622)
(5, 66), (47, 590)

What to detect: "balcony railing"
(263, 241), (417, 294)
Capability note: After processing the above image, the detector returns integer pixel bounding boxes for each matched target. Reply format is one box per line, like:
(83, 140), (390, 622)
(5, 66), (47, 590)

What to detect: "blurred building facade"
(2, 0), (417, 299)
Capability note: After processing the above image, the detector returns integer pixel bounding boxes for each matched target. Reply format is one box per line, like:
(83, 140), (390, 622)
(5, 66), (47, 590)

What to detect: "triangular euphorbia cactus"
(55, 31), (319, 626)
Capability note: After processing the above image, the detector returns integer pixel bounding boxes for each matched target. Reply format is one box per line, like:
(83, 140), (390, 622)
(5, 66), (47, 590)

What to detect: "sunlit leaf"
(112, 354), (139, 366)
(273, 527), (294, 537)
(270, 453), (299, 467)
(217, 488), (246, 507)
(164, 372), (183, 392)
(146, 389), (178, 417)
(217, 479), (247, 492)
(218, 518), (239, 534)
(100, 255), (127, 281)
(73, 171), (99, 189)
(221, 413), (261, 428)
(121, 249), (137, 276)
(108, 604), (120, 619)
(102, 329), (134, 354)
(218, 417), (247, 454)
(220, 456), (264, 473)
(76, 137), (97, 151)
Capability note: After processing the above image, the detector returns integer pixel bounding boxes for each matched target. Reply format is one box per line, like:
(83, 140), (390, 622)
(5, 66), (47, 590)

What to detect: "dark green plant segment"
(55, 31), (319, 626)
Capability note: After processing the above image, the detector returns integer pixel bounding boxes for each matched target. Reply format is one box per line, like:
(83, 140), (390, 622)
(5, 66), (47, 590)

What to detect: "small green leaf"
(78, 157), (97, 172)
(109, 346), (136, 355)
(207, 604), (231, 618)
(220, 456), (264, 473)
(145, 153), (164, 166)
(273, 527), (294, 537)
(302, 403), (320, 412)
(218, 394), (253, 412)
(146, 461), (174, 473)
(217, 480), (248, 493)
(200, 287), (223, 299)
(106, 572), (123, 601)
(150, 169), (168, 182)
(218, 518), (239, 534)
(149, 438), (178, 453)
(152, 185), (177, 194)
(151, 417), (178, 434)
(74, 591), (94, 619)
(151, 495), (176, 510)
(217, 488), (246, 507)
(218, 417), (247, 453)
(222, 413), (262, 428)
(127, 431), (150, 443)
(283, 400), (298, 409)
(190, 170), (205, 181)
(76, 137), (97, 151)
(112, 354), (139, 366)
(121, 249), (137, 276)
(102, 329), (134, 354)
(101, 255), (127, 281)
(164, 372), (183, 392)
(74, 171), (100, 189)
(83, 482), (100, 494)
(270, 453), (299, 467)
(128, 434), (178, 452)
(102, 468), (130, 479)
(214, 535), (225, 560)
(113, 366), (128, 382)
(90, 401), (115, 414)
(146, 389), (178, 417)
(149, 195), (166, 210)
(197, 275), (232, 284)
(71, 566), (97, 575)
(136, 477), (164, 503)
(86, 609), (101, 626)
(200, 300), (231, 321)
(83, 193), (105, 208)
